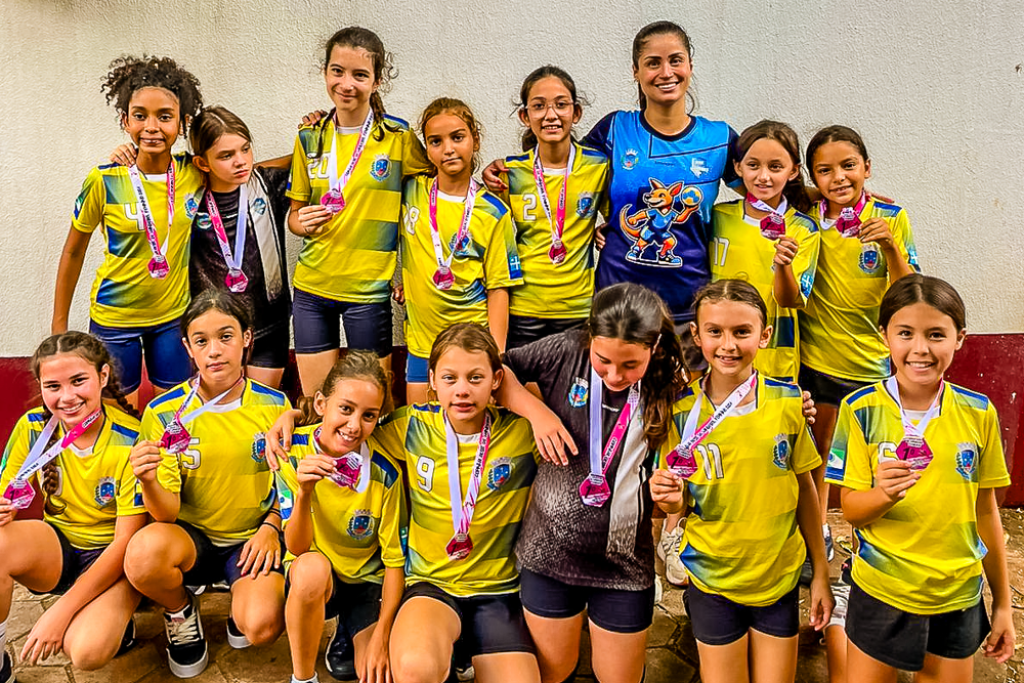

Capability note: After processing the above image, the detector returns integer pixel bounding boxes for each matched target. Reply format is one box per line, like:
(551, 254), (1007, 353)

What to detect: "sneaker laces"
(167, 609), (202, 647)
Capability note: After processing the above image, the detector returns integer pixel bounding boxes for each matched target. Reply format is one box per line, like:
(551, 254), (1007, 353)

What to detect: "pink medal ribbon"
(532, 144), (575, 264)
(579, 367), (640, 507)
(159, 377), (243, 454)
(313, 426), (371, 492)
(746, 194), (788, 240)
(428, 178), (478, 291)
(822, 192), (867, 238)
(444, 412), (493, 561)
(127, 161), (176, 279)
(320, 110), (374, 214)
(4, 409), (103, 509)
(666, 373), (757, 479)
(204, 185), (250, 292)
(885, 376), (943, 472)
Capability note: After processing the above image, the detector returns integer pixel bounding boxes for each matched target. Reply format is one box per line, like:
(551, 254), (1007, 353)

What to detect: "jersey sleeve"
(0, 415), (33, 492)
(372, 409), (411, 465)
(791, 422), (822, 475)
(71, 167), (105, 233)
(825, 399), (873, 491)
(483, 205), (524, 290)
(402, 131), (432, 177)
(890, 208), (921, 274)
(723, 126), (742, 189)
(378, 458), (408, 569)
(115, 450), (146, 517)
(582, 112), (616, 156)
(791, 225), (821, 307)
(258, 166), (293, 229)
(978, 403), (1011, 488)
(502, 331), (573, 385)
(285, 131), (313, 203)
(139, 407), (183, 495)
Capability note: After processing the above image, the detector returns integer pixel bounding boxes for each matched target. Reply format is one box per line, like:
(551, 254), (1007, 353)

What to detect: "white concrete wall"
(1, 0), (1021, 355)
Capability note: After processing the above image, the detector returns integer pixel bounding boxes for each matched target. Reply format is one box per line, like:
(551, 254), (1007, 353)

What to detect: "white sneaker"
(658, 522), (688, 586)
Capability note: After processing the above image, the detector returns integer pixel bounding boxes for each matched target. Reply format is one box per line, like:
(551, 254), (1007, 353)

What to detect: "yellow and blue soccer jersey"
(711, 200), (820, 382)
(140, 379), (290, 546)
(373, 404), (538, 597)
(0, 405), (145, 549)
(287, 117), (431, 304)
(276, 425), (406, 584)
(669, 373), (820, 606)
(72, 154), (204, 328)
(503, 143), (609, 319)
(399, 176), (523, 358)
(799, 199), (921, 382)
(825, 382), (1010, 614)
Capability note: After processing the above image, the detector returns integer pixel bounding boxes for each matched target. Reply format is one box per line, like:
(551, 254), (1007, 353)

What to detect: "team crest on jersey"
(404, 206), (420, 235)
(690, 158), (710, 177)
(619, 179), (702, 268)
(184, 194), (199, 219)
(772, 435), (791, 470)
(347, 509), (375, 540)
(622, 149), (639, 170)
(369, 154), (392, 181)
(251, 433), (267, 463)
(196, 213), (213, 230)
(859, 244), (881, 274)
(568, 377), (589, 408)
(576, 193), (596, 218)
(955, 443), (978, 481)
(94, 476), (116, 507)
(487, 457), (513, 491)
(252, 197), (268, 215)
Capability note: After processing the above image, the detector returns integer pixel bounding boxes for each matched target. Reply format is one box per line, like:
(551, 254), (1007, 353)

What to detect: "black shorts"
(519, 568), (654, 634)
(798, 366), (872, 407)
(684, 582), (800, 645)
(177, 520), (283, 588)
(507, 316), (586, 350)
(250, 325), (290, 369)
(401, 582), (534, 657)
(846, 579), (990, 671)
(327, 577), (383, 639)
(30, 524), (104, 596)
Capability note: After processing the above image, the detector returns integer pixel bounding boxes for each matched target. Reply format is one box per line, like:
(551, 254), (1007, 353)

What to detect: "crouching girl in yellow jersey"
(126, 290), (290, 678)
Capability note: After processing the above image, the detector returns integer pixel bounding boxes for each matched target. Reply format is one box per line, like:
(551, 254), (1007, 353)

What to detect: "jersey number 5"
(180, 440), (201, 470)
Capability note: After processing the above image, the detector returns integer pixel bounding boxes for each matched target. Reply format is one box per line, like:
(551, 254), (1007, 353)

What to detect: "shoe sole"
(455, 667), (475, 682)
(168, 646), (209, 678)
(226, 630), (251, 649)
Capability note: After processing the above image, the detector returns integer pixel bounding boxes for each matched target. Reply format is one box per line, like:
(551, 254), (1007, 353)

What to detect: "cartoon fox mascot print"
(618, 178), (702, 267)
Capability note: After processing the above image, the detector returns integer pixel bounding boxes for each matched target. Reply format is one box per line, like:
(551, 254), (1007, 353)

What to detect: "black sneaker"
(0, 651), (13, 683)
(116, 618), (137, 657)
(226, 617), (251, 649)
(325, 623), (355, 681)
(164, 594), (209, 678)
(453, 645), (474, 682)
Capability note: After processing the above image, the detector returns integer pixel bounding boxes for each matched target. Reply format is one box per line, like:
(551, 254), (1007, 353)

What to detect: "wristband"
(260, 521), (280, 532)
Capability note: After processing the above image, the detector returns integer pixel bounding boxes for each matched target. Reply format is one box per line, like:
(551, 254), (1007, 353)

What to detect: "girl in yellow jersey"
(497, 66), (610, 348)
(53, 56), (205, 407)
(399, 100), (523, 403)
(288, 27), (431, 395)
(825, 275), (1014, 680)
(125, 290), (290, 678)
(0, 333), (146, 678)
(277, 353), (405, 683)
(652, 280), (832, 683)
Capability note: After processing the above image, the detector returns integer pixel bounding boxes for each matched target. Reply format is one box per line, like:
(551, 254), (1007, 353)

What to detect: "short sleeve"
(0, 414), (33, 492)
(72, 167), (106, 233)
(401, 131), (432, 177)
(723, 126), (742, 189)
(978, 403), (1011, 488)
(139, 407), (182, 495)
(503, 331), (576, 385)
(825, 400), (873, 491)
(373, 409), (410, 465)
(257, 167), (292, 229)
(791, 224), (821, 306)
(890, 208), (921, 274)
(285, 132), (313, 203)
(582, 112), (616, 156)
(482, 202), (523, 289)
(378, 459), (408, 568)
(115, 450), (146, 517)
(790, 421), (822, 475)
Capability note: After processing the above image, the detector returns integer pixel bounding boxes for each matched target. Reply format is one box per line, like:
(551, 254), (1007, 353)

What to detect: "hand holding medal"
(885, 376), (942, 474)
(158, 377), (243, 456)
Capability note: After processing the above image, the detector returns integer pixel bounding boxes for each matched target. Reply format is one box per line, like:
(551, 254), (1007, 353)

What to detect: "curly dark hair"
(102, 55), (203, 135)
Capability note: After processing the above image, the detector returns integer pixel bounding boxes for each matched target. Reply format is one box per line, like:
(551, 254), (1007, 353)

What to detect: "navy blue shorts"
(406, 353), (429, 383)
(89, 318), (192, 392)
(684, 582), (800, 645)
(519, 567), (654, 634)
(401, 582), (534, 657)
(507, 316), (586, 350)
(292, 288), (392, 355)
(177, 520), (283, 588)
(847, 578), (990, 671)
(327, 577), (383, 639)
(29, 523), (104, 596)
(250, 324), (290, 369)
(798, 366), (872, 407)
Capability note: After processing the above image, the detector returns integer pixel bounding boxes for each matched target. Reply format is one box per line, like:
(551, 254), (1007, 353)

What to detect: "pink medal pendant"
(330, 455), (361, 489)
(225, 268), (248, 293)
(666, 448), (700, 480)
(320, 188), (346, 214)
(148, 255), (170, 279)
(4, 479), (35, 510)
(160, 420), (192, 454)
(548, 241), (568, 265)
(446, 532), (474, 561)
(897, 437), (933, 472)
(759, 214), (786, 240)
(432, 266), (455, 291)
(836, 207), (861, 237)
(578, 473), (612, 507)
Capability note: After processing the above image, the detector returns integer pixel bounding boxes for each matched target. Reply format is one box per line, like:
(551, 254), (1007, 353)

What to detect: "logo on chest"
(94, 476), (116, 507)
(955, 443), (978, 481)
(252, 433), (267, 463)
(370, 154), (392, 181)
(347, 509), (376, 540)
(487, 457), (514, 491)
(772, 434), (791, 470)
(568, 377), (589, 408)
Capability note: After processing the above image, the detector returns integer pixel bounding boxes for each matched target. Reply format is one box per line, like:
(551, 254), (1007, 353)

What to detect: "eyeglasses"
(526, 101), (575, 116)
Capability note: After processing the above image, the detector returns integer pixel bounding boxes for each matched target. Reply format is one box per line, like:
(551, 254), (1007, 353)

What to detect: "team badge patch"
(690, 158), (709, 177)
(252, 197), (268, 215)
(568, 377), (589, 408)
(622, 149), (639, 170)
(956, 443), (978, 481)
(772, 435), (791, 470)
(184, 194), (199, 219)
(370, 154), (392, 181)
(95, 476), (116, 507)
(348, 510), (375, 540)
(251, 433), (267, 463)
(859, 244), (881, 273)
(487, 457), (513, 491)
(576, 193), (595, 218)
(196, 213), (213, 230)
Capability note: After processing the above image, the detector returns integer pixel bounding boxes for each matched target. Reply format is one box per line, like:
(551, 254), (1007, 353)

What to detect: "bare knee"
(287, 553), (332, 605)
(392, 649), (449, 683)
(65, 635), (118, 671)
(242, 613), (284, 647)
(123, 524), (180, 585)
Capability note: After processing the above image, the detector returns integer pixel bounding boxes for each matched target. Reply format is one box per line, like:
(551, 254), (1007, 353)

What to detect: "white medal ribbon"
(444, 412), (492, 536)
(677, 373), (758, 456)
(429, 179), (479, 276)
(327, 110), (374, 200)
(884, 376), (943, 446)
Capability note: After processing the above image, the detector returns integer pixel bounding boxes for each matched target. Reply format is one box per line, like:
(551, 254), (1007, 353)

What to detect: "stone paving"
(7, 512), (1023, 683)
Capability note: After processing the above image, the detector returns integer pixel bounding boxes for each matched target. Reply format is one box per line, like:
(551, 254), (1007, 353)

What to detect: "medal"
(204, 186), (250, 292)
(822, 192), (867, 238)
(666, 373), (757, 479)
(320, 110), (374, 215)
(444, 412), (492, 561)
(428, 178), (478, 291)
(885, 376), (942, 472)
(127, 161), (176, 279)
(579, 367), (640, 507)
(159, 377), (243, 454)
(532, 144), (575, 265)
(313, 427), (371, 492)
(746, 194), (788, 240)
(445, 532), (474, 561)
